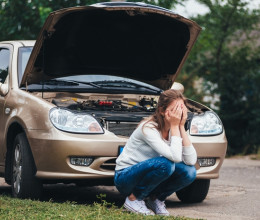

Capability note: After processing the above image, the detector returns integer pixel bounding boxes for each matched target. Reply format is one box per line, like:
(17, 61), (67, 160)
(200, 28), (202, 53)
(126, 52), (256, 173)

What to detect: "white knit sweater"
(115, 121), (197, 171)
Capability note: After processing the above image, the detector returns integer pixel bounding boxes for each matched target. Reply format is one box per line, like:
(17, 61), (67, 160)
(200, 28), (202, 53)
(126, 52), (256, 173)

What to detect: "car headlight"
(49, 108), (104, 134)
(190, 111), (223, 136)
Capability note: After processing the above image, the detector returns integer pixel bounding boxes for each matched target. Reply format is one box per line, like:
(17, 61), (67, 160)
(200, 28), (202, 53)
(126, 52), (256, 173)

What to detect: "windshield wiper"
(64, 80), (101, 88)
(40, 79), (79, 86)
(94, 80), (162, 94)
(40, 79), (101, 88)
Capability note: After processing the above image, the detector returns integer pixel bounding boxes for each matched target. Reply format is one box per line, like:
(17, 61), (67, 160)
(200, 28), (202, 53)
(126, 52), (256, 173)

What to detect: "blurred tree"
(0, 0), (107, 40)
(0, 0), (42, 40)
(180, 0), (260, 154)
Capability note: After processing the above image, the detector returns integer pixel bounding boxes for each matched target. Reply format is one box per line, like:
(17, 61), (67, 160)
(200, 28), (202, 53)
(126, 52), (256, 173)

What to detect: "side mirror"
(171, 82), (184, 93)
(0, 82), (8, 96)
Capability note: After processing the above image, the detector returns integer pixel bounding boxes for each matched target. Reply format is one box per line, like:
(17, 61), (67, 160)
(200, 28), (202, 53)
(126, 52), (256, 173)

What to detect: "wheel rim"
(13, 143), (22, 195)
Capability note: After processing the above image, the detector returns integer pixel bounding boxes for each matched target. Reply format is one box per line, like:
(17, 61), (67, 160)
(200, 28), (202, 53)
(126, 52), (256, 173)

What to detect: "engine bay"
(51, 96), (157, 113)
(51, 95), (157, 136)
(36, 92), (205, 137)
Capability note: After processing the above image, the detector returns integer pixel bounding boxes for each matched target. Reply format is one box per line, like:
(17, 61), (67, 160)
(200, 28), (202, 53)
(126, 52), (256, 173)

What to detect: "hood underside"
(21, 3), (201, 90)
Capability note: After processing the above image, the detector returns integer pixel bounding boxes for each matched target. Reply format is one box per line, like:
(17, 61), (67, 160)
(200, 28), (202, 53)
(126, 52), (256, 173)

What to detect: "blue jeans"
(114, 157), (196, 201)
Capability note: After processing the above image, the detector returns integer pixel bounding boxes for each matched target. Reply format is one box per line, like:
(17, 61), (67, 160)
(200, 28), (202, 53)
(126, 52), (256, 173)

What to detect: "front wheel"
(176, 179), (210, 203)
(11, 133), (42, 199)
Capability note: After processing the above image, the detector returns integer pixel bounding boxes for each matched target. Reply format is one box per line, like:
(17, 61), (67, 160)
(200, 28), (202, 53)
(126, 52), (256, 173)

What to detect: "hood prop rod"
(41, 31), (49, 99)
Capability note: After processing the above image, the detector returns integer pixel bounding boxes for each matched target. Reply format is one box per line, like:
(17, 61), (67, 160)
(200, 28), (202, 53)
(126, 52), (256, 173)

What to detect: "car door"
(0, 45), (11, 168)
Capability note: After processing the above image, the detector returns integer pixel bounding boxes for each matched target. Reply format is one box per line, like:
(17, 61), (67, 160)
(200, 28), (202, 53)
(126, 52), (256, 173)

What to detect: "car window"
(0, 48), (10, 83)
(18, 47), (33, 84)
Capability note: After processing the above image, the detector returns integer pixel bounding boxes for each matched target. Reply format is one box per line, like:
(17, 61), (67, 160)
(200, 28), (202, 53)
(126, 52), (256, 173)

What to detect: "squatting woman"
(114, 89), (197, 215)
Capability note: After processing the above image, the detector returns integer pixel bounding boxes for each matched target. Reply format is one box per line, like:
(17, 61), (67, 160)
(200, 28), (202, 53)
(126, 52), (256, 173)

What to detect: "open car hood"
(21, 2), (201, 90)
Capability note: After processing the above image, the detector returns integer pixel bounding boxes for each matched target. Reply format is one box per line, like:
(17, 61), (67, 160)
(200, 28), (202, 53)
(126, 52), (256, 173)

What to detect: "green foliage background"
(0, 0), (259, 155)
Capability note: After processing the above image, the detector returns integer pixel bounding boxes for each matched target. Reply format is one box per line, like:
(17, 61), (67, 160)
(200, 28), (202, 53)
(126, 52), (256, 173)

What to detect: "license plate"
(118, 146), (124, 156)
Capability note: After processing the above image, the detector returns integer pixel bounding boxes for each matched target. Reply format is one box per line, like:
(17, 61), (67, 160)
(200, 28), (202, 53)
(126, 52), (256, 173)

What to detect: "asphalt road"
(0, 156), (259, 220)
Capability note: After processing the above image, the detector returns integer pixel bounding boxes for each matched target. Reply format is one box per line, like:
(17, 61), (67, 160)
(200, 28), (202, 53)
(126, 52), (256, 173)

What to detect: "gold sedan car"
(0, 2), (227, 201)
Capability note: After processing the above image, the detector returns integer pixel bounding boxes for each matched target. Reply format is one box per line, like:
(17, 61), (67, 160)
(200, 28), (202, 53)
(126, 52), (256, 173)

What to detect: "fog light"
(70, 157), (94, 166)
(198, 158), (216, 167)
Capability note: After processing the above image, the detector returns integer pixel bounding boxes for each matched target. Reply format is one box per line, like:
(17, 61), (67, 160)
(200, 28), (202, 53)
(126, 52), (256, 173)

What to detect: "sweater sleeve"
(182, 145), (197, 165)
(142, 125), (183, 163)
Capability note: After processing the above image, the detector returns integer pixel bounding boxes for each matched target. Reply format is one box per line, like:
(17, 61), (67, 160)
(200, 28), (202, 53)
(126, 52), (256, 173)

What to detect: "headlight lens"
(49, 108), (104, 134)
(190, 111), (223, 136)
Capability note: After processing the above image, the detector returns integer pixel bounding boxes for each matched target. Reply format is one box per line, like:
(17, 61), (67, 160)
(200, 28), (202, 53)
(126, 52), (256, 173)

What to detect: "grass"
(0, 194), (196, 220)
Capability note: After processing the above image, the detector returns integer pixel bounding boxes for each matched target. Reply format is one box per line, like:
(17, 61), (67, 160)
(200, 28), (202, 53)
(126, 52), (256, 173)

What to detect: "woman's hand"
(180, 104), (188, 127)
(165, 102), (182, 127)
(179, 104), (192, 147)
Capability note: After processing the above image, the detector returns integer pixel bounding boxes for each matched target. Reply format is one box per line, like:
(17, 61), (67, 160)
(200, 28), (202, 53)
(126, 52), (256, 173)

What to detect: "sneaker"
(124, 197), (154, 215)
(146, 198), (170, 216)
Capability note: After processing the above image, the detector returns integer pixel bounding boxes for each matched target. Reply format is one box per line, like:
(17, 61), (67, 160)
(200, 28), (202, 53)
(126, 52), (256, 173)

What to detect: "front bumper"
(189, 131), (227, 179)
(27, 128), (126, 179)
(27, 128), (227, 181)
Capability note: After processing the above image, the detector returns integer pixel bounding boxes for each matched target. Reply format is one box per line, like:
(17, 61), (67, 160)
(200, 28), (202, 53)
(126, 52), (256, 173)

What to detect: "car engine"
(50, 96), (158, 136)
(47, 94), (196, 137)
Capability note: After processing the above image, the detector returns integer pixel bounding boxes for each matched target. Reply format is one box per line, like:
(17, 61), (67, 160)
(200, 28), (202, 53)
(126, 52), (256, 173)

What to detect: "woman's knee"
(183, 165), (197, 182)
(154, 157), (175, 177)
(114, 171), (132, 196)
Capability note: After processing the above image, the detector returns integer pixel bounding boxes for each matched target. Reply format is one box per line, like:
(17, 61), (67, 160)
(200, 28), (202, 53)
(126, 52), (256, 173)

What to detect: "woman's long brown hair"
(143, 89), (187, 133)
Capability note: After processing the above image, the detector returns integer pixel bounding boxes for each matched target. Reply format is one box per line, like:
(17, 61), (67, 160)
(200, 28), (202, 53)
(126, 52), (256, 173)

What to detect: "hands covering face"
(164, 100), (187, 127)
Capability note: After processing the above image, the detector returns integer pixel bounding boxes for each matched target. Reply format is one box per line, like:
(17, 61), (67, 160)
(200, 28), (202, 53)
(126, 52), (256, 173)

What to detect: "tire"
(11, 133), (42, 199)
(176, 179), (210, 203)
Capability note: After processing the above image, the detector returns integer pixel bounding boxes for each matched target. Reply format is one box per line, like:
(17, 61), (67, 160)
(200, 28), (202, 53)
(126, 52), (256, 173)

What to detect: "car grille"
(100, 158), (117, 171)
(107, 122), (139, 137)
